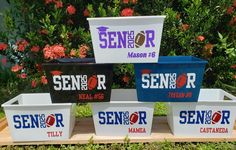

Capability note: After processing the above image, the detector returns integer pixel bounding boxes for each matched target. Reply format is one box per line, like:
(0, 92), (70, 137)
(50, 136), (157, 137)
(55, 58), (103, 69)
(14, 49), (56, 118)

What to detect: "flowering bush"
(43, 44), (66, 60)
(0, 0), (235, 91)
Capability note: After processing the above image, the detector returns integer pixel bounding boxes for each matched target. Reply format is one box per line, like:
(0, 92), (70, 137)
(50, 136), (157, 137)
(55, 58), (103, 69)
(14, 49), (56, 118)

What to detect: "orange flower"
(233, 75), (236, 79)
(123, 0), (137, 4)
(123, 75), (129, 83)
(231, 64), (236, 69)
(18, 44), (25, 52)
(31, 80), (37, 88)
(20, 73), (27, 79)
(83, 8), (90, 17)
(204, 43), (213, 50)
(226, 7), (234, 14)
(70, 49), (77, 57)
(67, 5), (76, 15)
(121, 8), (134, 16)
(43, 44), (66, 60)
(79, 44), (89, 58)
(55, 1), (63, 8)
(131, 0), (137, 4)
(203, 43), (214, 57)
(0, 43), (8, 51)
(11, 64), (23, 72)
(31, 45), (40, 52)
(123, 0), (129, 3)
(181, 24), (190, 31)
(16, 39), (29, 52)
(41, 76), (48, 85)
(22, 40), (29, 46)
(197, 35), (205, 42)
(45, 0), (53, 4)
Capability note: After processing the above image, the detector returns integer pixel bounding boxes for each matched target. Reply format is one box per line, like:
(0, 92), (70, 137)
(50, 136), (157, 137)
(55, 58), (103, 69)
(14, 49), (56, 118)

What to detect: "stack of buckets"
(2, 16), (236, 142)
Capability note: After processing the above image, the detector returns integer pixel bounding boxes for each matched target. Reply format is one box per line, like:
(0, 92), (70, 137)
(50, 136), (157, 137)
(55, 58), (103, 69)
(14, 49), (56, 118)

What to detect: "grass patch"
(0, 141), (235, 149)
(154, 102), (167, 116)
(75, 104), (93, 118)
(0, 108), (4, 119)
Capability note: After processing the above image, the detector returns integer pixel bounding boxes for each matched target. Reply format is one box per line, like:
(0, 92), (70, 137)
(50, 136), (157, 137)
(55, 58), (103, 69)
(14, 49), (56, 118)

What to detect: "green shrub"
(0, 0), (235, 92)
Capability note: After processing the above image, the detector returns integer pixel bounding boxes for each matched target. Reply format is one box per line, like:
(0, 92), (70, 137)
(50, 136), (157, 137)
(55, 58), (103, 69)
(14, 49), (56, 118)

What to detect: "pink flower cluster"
(31, 76), (48, 88)
(0, 43), (8, 51)
(45, 0), (63, 8)
(11, 64), (23, 72)
(43, 44), (66, 60)
(121, 8), (134, 16)
(79, 44), (90, 58)
(31, 45), (40, 52)
(67, 5), (76, 15)
(16, 40), (29, 52)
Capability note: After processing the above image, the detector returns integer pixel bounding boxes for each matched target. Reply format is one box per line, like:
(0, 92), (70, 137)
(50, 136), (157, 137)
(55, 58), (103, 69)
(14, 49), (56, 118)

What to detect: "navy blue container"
(134, 56), (207, 102)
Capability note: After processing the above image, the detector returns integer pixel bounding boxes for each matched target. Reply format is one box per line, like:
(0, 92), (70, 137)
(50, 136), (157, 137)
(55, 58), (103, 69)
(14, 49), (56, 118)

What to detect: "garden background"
(0, 0), (236, 149)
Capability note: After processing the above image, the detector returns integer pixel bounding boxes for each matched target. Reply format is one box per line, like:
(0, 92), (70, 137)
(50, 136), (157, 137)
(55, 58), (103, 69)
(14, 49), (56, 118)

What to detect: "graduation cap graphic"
(97, 26), (109, 32)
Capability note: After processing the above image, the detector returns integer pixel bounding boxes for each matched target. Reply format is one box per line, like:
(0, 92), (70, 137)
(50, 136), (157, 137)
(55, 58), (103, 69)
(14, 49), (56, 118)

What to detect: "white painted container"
(1, 93), (75, 142)
(167, 89), (236, 137)
(87, 16), (165, 63)
(91, 89), (154, 136)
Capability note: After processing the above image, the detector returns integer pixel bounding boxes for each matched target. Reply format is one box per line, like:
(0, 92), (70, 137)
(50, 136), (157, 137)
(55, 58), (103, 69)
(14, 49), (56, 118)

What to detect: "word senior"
(52, 75), (106, 91)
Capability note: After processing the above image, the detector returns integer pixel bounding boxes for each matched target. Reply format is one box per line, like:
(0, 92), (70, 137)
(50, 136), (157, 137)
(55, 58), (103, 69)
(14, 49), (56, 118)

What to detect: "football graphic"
(135, 31), (145, 48)
(88, 75), (98, 90)
(130, 112), (139, 125)
(46, 114), (55, 127)
(50, 70), (63, 76)
(212, 111), (222, 124)
(176, 73), (187, 88)
(141, 69), (151, 74)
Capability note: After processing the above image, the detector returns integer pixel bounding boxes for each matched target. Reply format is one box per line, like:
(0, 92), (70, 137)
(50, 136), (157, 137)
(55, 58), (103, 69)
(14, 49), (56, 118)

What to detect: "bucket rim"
(42, 58), (114, 65)
(2, 103), (73, 107)
(1, 93), (73, 107)
(167, 100), (236, 104)
(91, 101), (155, 104)
(135, 56), (207, 65)
(87, 15), (166, 21)
(42, 63), (113, 66)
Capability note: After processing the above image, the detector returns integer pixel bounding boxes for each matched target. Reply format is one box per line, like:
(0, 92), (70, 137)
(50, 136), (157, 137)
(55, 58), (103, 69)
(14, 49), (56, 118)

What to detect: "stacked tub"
(1, 93), (76, 141)
(87, 16), (166, 136)
(87, 16), (236, 138)
(1, 15), (236, 142)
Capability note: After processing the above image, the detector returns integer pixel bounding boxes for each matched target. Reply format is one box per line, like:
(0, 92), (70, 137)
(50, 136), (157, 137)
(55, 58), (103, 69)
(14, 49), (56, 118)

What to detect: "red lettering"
(128, 127), (146, 133)
(47, 131), (63, 137)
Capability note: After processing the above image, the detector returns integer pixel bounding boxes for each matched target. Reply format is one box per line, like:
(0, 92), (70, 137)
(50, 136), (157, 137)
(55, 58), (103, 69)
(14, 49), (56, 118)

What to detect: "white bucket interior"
(1, 93), (72, 108)
(87, 16), (166, 26)
(108, 89), (154, 104)
(197, 89), (236, 102)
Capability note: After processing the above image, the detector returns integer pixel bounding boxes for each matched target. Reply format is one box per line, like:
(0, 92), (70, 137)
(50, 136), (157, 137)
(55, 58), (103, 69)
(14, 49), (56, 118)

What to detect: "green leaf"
(218, 32), (223, 40)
